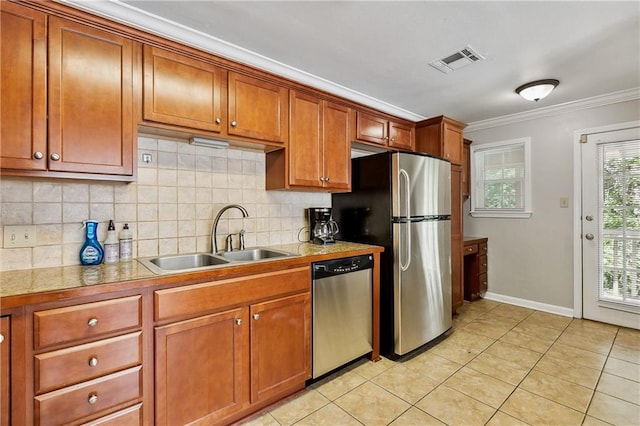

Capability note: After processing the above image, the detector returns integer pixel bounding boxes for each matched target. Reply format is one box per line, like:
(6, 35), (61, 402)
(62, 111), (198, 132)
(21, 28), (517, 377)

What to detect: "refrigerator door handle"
(399, 169), (411, 271)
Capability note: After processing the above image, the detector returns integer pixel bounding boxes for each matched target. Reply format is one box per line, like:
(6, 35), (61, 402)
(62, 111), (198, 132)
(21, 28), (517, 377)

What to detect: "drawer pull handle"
(235, 318), (242, 326)
(253, 313), (260, 320)
(88, 393), (98, 405)
(87, 318), (98, 327)
(88, 357), (99, 367)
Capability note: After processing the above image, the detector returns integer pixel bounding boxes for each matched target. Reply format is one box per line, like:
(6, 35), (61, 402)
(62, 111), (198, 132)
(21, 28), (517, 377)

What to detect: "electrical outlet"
(560, 197), (569, 208)
(3, 225), (36, 248)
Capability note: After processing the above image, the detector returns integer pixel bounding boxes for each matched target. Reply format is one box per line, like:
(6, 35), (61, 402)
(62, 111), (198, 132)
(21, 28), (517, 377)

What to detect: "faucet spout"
(212, 204), (249, 253)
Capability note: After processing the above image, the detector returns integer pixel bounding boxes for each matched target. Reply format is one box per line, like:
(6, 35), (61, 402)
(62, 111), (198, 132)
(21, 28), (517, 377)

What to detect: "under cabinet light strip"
(189, 137), (229, 149)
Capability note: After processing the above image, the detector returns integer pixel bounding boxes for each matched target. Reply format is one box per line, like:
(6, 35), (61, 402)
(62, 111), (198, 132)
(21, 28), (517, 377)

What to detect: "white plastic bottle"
(119, 223), (133, 261)
(103, 220), (120, 263)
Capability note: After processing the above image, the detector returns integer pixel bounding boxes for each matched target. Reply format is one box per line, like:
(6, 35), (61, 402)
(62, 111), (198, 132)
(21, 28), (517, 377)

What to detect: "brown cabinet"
(267, 90), (351, 191)
(32, 296), (144, 425)
(464, 238), (488, 301)
(155, 308), (246, 425)
(415, 116), (466, 165)
(462, 138), (472, 198)
(1, 316), (9, 426)
(355, 111), (414, 150)
(0, 2), (47, 172)
(451, 165), (464, 313)
(228, 72), (288, 144)
(1, 6), (137, 179)
(153, 266), (311, 425)
(143, 45), (226, 133)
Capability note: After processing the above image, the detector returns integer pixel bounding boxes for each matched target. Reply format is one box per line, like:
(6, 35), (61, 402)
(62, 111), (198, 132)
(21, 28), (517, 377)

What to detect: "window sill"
(469, 211), (533, 219)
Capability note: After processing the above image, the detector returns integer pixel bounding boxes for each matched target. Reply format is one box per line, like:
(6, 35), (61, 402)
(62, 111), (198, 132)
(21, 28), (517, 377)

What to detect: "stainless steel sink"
(139, 253), (230, 274)
(216, 247), (298, 262)
(139, 247), (298, 274)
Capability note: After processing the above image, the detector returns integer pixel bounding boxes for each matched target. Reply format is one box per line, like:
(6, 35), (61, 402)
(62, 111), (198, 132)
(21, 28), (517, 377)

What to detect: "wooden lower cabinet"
(155, 308), (246, 425)
(1, 317), (9, 426)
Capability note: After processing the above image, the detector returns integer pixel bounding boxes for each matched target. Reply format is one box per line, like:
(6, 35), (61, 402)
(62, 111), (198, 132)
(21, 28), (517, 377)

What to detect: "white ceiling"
(68, 1), (640, 125)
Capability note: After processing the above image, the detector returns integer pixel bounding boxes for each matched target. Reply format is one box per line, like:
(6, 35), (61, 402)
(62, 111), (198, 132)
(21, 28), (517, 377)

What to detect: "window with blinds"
(470, 137), (532, 218)
(598, 140), (640, 305)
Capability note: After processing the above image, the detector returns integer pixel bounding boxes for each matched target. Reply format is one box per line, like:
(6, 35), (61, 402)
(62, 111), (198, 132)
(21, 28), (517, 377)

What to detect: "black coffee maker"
(308, 207), (339, 245)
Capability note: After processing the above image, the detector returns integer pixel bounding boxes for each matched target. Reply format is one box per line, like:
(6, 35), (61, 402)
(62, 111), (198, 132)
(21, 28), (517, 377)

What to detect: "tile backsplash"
(0, 136), (330, 271)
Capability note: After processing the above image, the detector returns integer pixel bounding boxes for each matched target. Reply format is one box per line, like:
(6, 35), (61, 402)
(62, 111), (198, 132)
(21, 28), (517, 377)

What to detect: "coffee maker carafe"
(308, 207), (339, 245)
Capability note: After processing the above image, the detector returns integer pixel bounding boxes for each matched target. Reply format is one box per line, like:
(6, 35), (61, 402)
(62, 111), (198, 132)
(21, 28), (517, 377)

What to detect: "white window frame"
(470, 137), (533, 218)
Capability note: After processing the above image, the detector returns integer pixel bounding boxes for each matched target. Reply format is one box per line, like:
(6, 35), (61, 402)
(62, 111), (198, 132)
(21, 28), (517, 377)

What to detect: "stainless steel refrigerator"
(332, 151), (452, 356)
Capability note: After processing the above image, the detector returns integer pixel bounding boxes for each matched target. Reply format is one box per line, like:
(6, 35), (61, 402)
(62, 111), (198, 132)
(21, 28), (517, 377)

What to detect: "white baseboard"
(483, 292), (575, 318)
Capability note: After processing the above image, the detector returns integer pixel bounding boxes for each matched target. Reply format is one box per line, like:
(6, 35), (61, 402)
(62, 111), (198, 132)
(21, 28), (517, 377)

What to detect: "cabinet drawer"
(155, 266), (310, 321)
(479, 243), (488, 254)
(35, 332), (142, 394)
(464, 244), (478, 255)
(479, 255), (488, 274)
(34, 296), (142, 349)
(81, 403), (142, 426)
(479, 273), (488, 294)
(34, 366), (142, 426)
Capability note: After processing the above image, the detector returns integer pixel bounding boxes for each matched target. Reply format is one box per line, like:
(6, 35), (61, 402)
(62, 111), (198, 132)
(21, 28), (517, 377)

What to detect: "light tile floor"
(239, 299), (640, 426)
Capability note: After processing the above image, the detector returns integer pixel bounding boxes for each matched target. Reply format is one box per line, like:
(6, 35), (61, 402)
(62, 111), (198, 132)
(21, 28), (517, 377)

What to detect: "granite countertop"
(0, 241), (383, 304)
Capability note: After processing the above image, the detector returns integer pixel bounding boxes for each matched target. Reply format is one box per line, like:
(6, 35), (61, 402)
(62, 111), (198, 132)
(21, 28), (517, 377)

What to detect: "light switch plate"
(560, 197), (569, 208)
(3, 225), (36, 248)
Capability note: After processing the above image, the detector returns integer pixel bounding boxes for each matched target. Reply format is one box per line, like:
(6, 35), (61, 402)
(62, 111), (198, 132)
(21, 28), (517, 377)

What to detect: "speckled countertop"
(0, 241), (383, 305)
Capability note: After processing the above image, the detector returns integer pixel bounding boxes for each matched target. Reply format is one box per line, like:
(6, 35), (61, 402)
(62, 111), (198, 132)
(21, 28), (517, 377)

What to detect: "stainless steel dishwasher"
(312, 254), (373, 378)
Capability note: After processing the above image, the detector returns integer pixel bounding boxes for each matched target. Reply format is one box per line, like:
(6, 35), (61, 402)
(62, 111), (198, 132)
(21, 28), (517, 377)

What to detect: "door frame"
(572, 120), (640, 319)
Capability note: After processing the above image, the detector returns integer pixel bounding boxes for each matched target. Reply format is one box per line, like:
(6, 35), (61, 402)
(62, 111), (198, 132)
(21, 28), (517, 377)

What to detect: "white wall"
(463, 99), (640, 311)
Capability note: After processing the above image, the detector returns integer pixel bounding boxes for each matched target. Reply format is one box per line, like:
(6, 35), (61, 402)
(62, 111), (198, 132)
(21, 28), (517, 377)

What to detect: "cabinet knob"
(231, 121), (237, 127)
(88, 356), (99, 367)
(252, 313), (260, 320)
(88, 393), (98, 405)
(87, 318), (98, 327)
(215, 117), (221, 124)
(0, 334), (4, 344)
(50, 153), (60, 161)
(585, 233), (595, 240)
(33, 151), (44, 160)
(235, 318), (242, 326)
(390, 138), (395, 142)
(325, 177), (330, 182)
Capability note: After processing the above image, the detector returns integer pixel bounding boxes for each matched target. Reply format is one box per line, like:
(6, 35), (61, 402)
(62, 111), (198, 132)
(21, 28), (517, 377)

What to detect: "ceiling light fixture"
(189, 137), (229, 149)
(515, 79), (559, 102)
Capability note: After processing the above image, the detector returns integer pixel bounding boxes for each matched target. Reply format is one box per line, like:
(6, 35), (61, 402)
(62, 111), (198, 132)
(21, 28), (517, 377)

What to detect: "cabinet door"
(289, 91), (323, 188)
(0, 3), (47, 171)
(155, 308), (246, 425)
(250, 293), (310, 403)
(1, 316), (9, 426)
(48, 17), (135, 175)
(443, 121), (463, 165)
(451, 166), (464, 313)
(355, 111), (387, 145)
(462, 139), (472, 198)
(228, 72), (288, 144)
(143, 46), (225, 133)
(322, 102), (351, 191)
(388, 121), (414, 151)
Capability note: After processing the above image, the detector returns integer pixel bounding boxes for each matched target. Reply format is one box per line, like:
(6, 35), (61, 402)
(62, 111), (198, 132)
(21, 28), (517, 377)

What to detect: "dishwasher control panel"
(312, 254), (373, 279)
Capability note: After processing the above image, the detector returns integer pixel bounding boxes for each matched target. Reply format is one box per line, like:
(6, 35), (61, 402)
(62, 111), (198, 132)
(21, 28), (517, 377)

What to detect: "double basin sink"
(139, 247), (298, 274)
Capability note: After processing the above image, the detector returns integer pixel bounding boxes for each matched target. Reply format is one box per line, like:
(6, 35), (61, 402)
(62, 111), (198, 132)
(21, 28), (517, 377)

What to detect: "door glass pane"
(598, 140), (640, 306)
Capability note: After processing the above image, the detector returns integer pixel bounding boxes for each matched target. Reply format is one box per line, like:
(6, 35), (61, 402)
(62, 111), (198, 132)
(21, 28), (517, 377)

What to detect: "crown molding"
(60, 0), (425, 122)
(466, 87), (640, 133)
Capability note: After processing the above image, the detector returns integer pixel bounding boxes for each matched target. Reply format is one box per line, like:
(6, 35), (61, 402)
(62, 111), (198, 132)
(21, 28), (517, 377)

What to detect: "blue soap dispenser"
(80, 220), (104, 265)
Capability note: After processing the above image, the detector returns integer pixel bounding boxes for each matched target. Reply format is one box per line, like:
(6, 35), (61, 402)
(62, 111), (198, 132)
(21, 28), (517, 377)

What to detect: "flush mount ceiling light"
(189, 137), (229, 149)
(515, 79), (559, 102)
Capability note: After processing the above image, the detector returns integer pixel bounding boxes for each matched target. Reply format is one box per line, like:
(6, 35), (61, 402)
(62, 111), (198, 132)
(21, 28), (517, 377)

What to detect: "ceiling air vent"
(429, 45), (485, 74)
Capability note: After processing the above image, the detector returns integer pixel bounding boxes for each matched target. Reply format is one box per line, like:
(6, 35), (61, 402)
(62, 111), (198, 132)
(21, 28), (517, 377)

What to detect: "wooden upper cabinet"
(355, 111), (415, 150)
(389, 121), (415, 151)
(0, 2), (47, 171)
(48, 16), (136, 176)
(462, 138), (472, 198)
(143, 45), (226, 133)
(228, 72), (288, 144)
(355, 111), (388, 145)
(285, 91), (351, 190)
(415, 115), (466, 165)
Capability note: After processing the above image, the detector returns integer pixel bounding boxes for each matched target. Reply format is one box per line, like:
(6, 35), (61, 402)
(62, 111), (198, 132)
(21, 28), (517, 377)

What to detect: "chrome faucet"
(212, 204), (249, 253)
